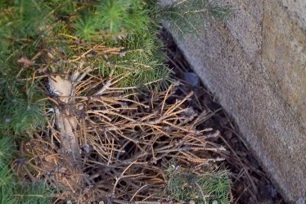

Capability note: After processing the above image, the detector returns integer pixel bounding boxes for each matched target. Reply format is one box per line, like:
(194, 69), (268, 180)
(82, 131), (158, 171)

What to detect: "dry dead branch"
(15, 46), (227, 203)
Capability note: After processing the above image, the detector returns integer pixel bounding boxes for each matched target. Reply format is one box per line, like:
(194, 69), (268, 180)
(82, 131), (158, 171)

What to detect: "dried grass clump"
(14, 56), (227, 203)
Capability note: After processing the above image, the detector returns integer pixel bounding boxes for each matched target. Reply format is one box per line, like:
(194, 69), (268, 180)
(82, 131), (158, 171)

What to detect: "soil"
(161, 29), (287, 204)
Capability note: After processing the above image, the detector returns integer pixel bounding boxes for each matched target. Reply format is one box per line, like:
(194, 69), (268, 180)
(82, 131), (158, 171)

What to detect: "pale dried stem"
(19, 64), (228, 202)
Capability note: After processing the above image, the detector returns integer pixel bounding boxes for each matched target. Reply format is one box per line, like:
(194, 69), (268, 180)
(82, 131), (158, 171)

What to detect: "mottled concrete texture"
(160, 0), (306, 203)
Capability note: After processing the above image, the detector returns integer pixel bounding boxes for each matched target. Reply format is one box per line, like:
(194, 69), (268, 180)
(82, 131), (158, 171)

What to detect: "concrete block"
(160, 0), (306, 202)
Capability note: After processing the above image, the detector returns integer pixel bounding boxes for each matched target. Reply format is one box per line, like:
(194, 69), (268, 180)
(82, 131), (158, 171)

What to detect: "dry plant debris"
(14, 53), (229, 203)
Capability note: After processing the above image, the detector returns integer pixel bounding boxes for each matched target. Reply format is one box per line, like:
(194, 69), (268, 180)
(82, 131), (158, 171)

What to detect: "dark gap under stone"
(160, 28), (286, 204)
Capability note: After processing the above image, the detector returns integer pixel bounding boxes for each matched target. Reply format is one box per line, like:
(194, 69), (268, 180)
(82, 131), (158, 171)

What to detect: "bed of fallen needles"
(15, 63), (229, 203)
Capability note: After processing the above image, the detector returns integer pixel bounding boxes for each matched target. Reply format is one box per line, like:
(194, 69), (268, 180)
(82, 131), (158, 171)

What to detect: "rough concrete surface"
(160, 0), (306, 203)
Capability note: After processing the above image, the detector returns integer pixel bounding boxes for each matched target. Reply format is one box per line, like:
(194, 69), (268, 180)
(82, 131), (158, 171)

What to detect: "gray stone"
(182, 72), (201, 87)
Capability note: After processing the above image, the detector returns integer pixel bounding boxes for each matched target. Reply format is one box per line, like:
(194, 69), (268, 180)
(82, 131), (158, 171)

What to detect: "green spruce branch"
(167, 166), (231, 203)
(160, 0), (232, 36)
